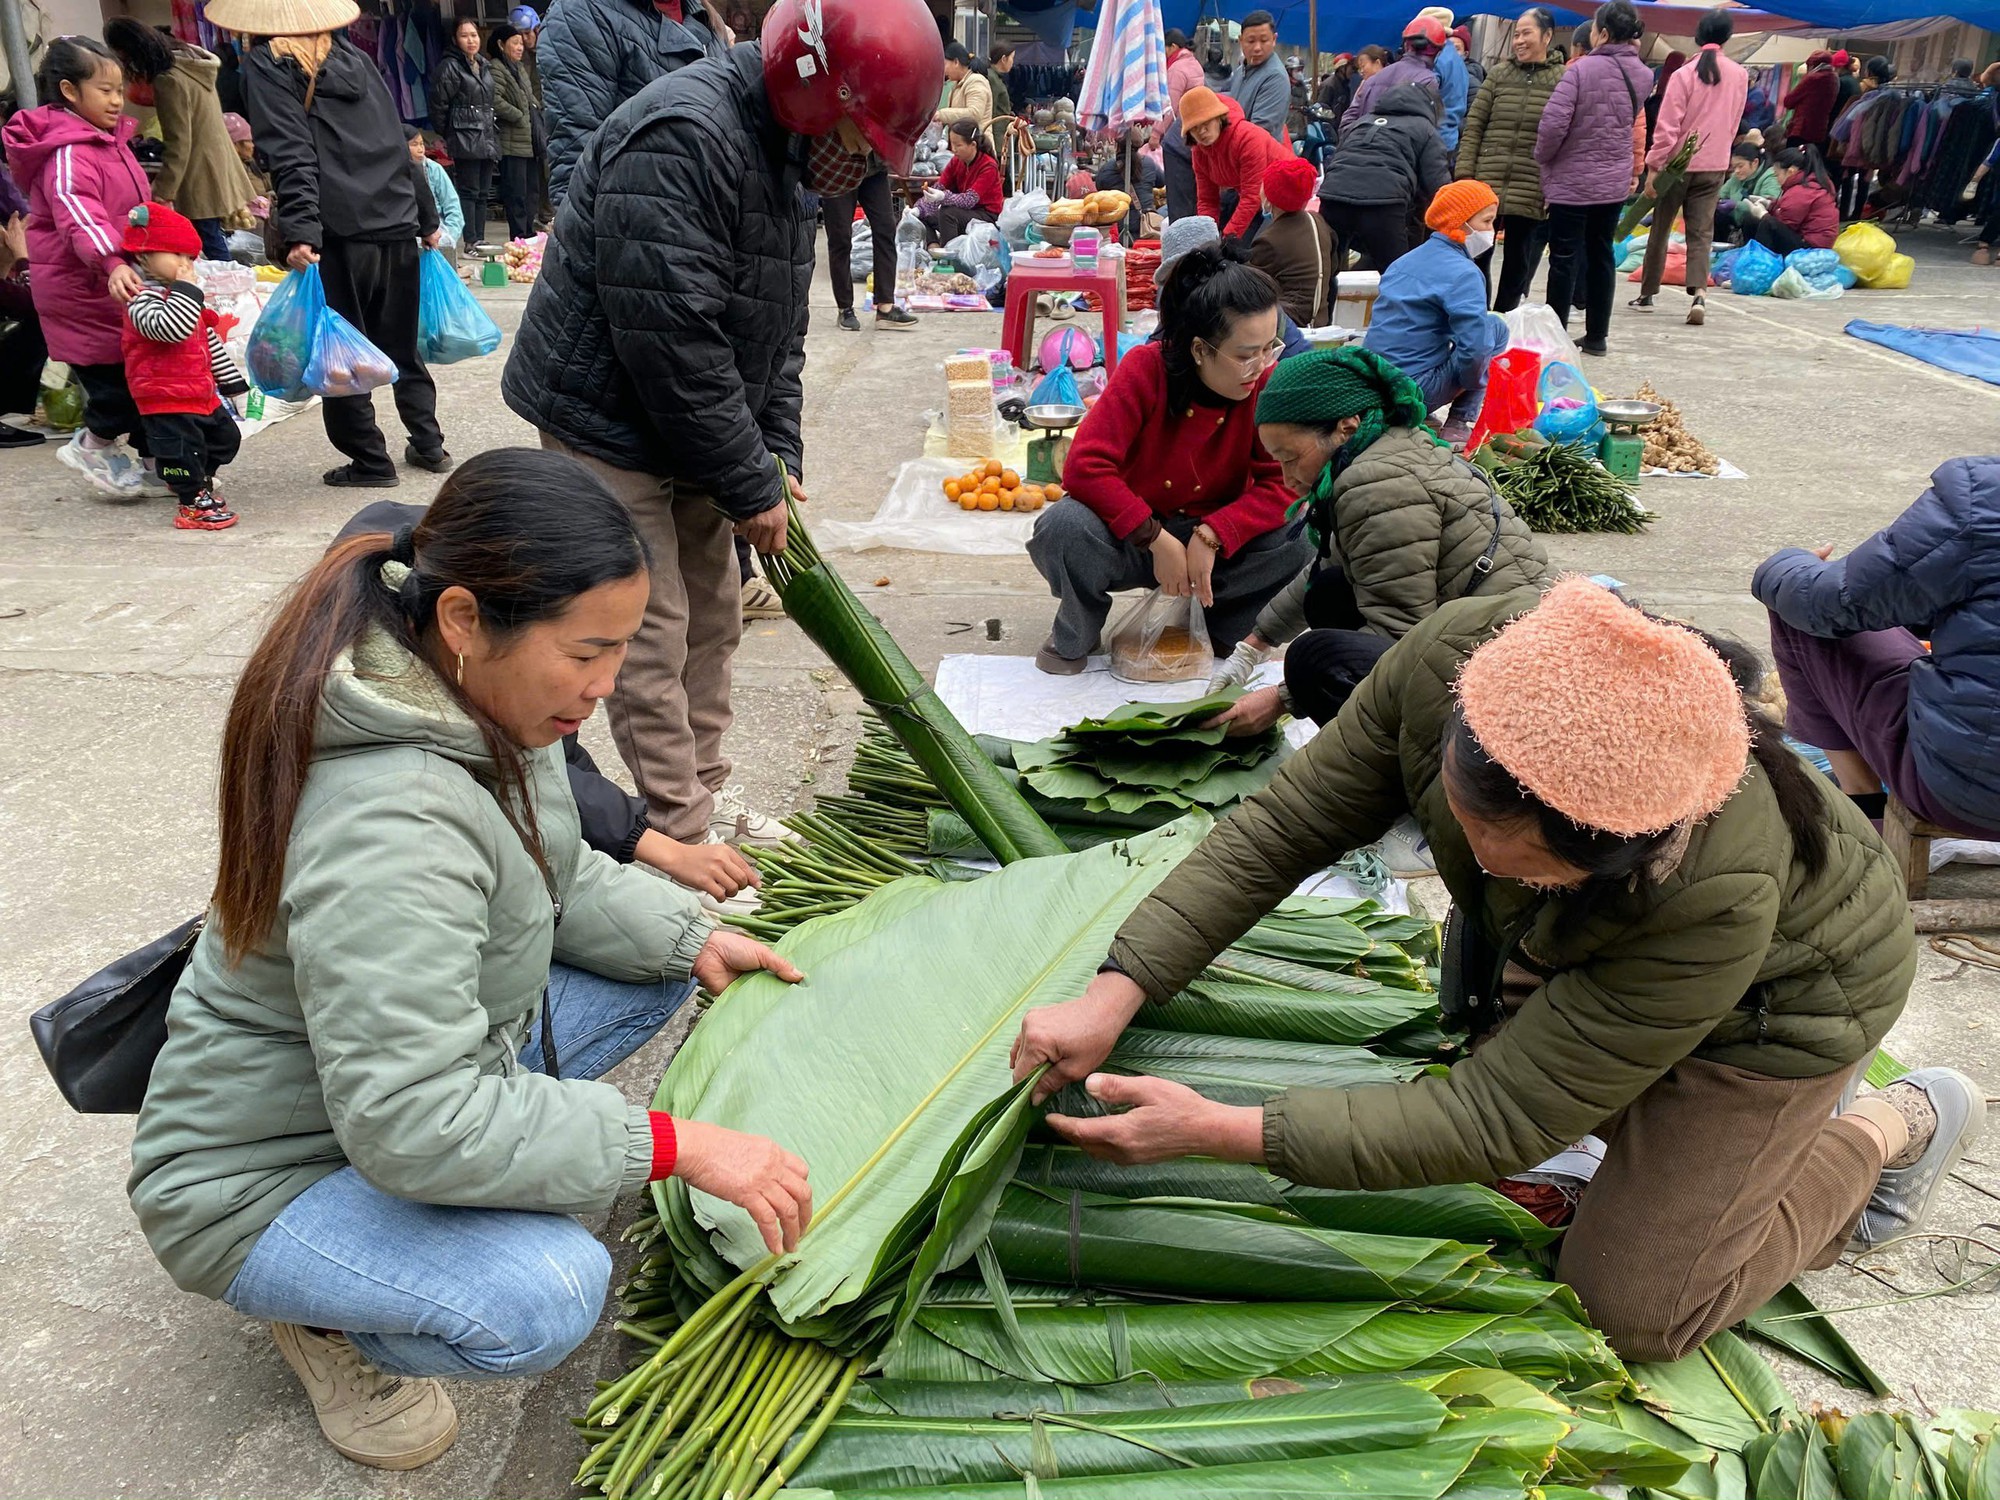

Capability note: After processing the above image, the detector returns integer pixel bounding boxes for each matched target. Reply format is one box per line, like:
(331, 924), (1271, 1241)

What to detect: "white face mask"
(1463, 228), (1496, 257)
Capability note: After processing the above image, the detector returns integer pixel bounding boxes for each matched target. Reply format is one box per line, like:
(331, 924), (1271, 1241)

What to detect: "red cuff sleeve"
(647, 1111), (678, 1181)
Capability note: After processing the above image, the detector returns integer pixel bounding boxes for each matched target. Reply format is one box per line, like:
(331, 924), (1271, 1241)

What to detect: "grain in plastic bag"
(1106, 588), (1214, 684)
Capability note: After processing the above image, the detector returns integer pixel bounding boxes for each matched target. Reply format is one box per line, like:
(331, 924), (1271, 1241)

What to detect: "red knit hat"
(1263, 155), (1318, 214)
(121, 202), (202, 258)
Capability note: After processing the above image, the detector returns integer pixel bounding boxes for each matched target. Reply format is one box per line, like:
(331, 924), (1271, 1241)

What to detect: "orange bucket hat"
(1456, 578), (1751, 836)
(1424, 179), (1499, 241)
(1177, 86), (1229, 135)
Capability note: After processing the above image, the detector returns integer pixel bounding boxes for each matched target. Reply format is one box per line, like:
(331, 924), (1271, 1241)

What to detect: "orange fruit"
(980, 476), (1001, 494)
(976, 493), (999, 511)
(1043, 483), (1063, 502)
(1000, 468), (1020, 490)
(944, 480), (961, 501)
(983, 458), (1003, 478)
(998, 490), (1016, 511)
(958, 493), (978, 510)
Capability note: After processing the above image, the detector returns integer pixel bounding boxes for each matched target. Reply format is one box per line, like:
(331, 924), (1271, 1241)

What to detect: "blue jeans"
(223, 964), (696, 1380)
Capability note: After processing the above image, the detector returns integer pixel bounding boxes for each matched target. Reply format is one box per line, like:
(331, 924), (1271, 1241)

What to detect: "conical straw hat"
(203, 0), (361, 37)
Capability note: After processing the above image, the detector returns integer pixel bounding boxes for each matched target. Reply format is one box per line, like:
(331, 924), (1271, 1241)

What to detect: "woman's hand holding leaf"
(671, 1119), (812, 1254)
(1045, 1073), (1268, 1165)
(1012, 970), (1146, 1104)
(693, 929), (804, 995)
(1204, 684), (1285, 738)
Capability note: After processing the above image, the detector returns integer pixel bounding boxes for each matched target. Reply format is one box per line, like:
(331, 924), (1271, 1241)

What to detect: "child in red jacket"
(119, 203), (246, 530)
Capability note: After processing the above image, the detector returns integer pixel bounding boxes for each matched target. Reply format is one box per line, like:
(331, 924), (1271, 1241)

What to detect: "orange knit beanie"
(1456, 578), (1751, 836)
(1424, 179), (1498, 241)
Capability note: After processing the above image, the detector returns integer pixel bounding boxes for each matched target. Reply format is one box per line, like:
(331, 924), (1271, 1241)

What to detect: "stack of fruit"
(942, 460), (1061, 513)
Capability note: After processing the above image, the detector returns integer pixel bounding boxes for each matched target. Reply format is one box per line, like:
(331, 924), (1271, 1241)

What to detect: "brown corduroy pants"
(542, 437), (740, 842)
(1557, 1054), (1880, 1363)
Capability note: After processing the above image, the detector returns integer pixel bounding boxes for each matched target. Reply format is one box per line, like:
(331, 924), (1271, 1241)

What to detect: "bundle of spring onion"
(1473, 437), (1654, 535)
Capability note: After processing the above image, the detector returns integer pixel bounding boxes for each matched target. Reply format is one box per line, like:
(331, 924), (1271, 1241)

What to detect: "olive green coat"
(1252, 425), (1553, 647)
(492, 56), (539, 159)
(1109, 590), (1915, 1193)
(151, 45), (256, 221)
(1456, 58), (1563, 221)
(128, 625), (715, 1300)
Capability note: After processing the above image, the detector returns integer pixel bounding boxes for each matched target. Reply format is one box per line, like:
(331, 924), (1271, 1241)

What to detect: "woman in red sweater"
(1027, 242), (1312, 674)
(920, 120), (1004, 245)
(1745, 145), (1839, 253)
(1181, 86), (1287, 243)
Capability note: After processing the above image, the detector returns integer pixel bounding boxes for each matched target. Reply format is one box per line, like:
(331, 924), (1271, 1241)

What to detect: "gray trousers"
(1027, 500), (1313, 660)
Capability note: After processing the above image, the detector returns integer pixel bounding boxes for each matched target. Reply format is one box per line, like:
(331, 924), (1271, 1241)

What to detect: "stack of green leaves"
(1009, 692), (1288, 819)
(1472, 440), (1654, 535)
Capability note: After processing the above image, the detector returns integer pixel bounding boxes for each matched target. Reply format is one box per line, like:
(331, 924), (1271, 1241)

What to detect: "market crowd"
(16, 0), (2000, 1478)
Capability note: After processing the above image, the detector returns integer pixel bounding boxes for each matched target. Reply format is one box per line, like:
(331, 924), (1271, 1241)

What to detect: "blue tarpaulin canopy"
(1153, 0), (2000, 54)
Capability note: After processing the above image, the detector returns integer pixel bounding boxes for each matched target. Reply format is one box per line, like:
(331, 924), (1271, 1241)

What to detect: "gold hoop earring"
(456, 652), (465, 687)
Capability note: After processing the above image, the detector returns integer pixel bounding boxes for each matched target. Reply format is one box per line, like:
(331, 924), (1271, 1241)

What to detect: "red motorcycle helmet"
(761, 0), (944, 175)
(1402, 15), (1449, 48)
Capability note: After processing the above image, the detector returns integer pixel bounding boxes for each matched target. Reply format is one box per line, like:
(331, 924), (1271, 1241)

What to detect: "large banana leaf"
(786, 1382), (1454, 1489)
(649, 820), (1204, 1336)
(1740, 1284), (1890, 1397)
(1837, 1412), (1950, 1500)
(1040, 1029), (1422, 1113)
(1744, 1415), (1842, 1500)
(1629, 1331), (1795, 1456)
(785, 1406), (1569, 1500)
(1012, 1145), (1561, 1248)
(985, 1184), (1579, 1317)
(882, 1297), (1630, 1396)
(844, 1373), (1429, 1419)
(1153, 974), (1437, 1045)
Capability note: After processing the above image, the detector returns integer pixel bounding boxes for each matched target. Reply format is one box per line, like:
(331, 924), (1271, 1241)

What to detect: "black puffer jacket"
(432, 51), (500, 163)
(540, 0), (726, 205)
(502, 46), (807, 521)
(1318, 83), (1450, 209)
(244, 37), (439, 249)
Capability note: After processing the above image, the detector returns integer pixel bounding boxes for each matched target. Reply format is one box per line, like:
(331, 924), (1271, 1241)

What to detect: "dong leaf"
(1741, 1284), (1891, 1397)
(650, 819), (1205, 1336)
(1157, 975), (1437, 1045)
(1837, 1411), (1947, 1500)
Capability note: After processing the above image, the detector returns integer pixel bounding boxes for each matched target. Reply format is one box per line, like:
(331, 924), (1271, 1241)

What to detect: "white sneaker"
(1377, 815), (1437, 879)
(131, 464), (175, 498)
(708, 783), (800, 845)
(56, 433), (147, 497)
(698, 873), (765, 918)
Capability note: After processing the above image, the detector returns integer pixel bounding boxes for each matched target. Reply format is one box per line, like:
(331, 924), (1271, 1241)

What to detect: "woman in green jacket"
(128, 450), (811, 1471)
(488, 23), (540, 243)
(1013, 578), (1982, 1363)
(1207, 346), (1551, 732)
(1455, 7), (1563, 310)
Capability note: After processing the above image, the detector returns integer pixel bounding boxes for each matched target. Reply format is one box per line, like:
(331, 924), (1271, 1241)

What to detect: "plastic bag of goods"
(1785, 248), (1844, 292)
(246, 265), (327, 400)
(997, 190), (1051, 246)
(896, 208), (929, 276)
(1860, 253), (1913, 290)
(961, 221), (1004, 272)
(1834, 221), (1896, 284)
(304, 303), (400, 397)
(1711, 246), (1740, 286)
(1628, 246), (1688, 284)
(1531, 360), (1601, 446)
(417, 248), (503, 364)
(1769, 265), (1843, 300)
(1730, 239), (1784, 296)
(1501, 303), (1579, 367)
(1105, 588), (1214, 684)
(1028, 363), (1082, 408)
(1465, 348), (1542, 456)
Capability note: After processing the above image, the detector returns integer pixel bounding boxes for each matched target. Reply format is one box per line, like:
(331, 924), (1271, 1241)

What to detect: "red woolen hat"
(121, 202), (202, 257)
(1263, 155), (1318, 214)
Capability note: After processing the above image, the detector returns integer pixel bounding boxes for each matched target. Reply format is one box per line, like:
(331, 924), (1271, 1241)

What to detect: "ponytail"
(1693, 8), (1730, 83)
(211, 450), (651, 963)
(1775, 143), (1834, 195)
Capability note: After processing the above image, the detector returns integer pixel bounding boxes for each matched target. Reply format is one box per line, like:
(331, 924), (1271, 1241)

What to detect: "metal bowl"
(1022, 403), (1088, 430)
(1597, 400), (1663, 428)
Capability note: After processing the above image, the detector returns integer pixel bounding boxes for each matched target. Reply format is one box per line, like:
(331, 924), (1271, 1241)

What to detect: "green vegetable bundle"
(1476, 439), (1654, 535)
(1009, 692), (1288, 818)
(1619, 130), (1702, 239)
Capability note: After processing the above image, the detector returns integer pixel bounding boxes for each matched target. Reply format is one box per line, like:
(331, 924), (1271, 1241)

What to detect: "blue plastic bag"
(1731, 239), (1784, 296)
(1029, 363), (1081, 408)
(417, 249), (503, 365)
(1711, 246), (1741, 287)
(246, 265), (326, 401)
(1785, 247), (1844, 291)
(1532, 360), (1601, 447)
(303, 303), (399, 398)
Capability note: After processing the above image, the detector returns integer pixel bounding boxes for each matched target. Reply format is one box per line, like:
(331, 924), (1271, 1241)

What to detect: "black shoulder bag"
(30, 916), (202, 1113)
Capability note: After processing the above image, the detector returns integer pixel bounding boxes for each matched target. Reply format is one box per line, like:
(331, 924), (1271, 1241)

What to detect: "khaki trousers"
(542, 437), (740, 842)
(1640, 168), (1728, 295)
(1557, 1054), (1878, 1363)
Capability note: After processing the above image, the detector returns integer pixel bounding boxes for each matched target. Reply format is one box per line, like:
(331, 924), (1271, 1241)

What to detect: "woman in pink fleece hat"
(1012, 578), (1982, 1363)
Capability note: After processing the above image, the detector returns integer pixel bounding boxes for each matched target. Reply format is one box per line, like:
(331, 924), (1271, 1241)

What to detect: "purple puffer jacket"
(2, 107), (148, 365)
(1534, 44), (1652, 206)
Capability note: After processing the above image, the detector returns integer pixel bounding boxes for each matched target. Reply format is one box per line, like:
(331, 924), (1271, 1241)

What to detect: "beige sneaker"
(741, 573), (786, 620)
(708, 783), (800, 846)
(270, 1323), (460, 1470)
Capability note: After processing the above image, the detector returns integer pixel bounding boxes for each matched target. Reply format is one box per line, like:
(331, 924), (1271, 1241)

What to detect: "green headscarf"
(1256, 346), (1445, 542)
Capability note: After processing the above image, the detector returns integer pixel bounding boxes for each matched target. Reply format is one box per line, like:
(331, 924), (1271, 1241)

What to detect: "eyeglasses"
(1200, 338), (1286, 376)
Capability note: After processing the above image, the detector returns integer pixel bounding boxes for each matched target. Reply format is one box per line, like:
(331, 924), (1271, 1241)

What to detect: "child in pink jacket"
(2, 37), (163, 498)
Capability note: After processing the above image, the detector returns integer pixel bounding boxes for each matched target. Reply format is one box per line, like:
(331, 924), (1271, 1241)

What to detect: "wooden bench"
(1881, 796), (2000, 933)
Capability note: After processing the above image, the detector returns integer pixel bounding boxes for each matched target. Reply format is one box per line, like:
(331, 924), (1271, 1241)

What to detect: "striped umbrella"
(1076, 0), (1169, 134)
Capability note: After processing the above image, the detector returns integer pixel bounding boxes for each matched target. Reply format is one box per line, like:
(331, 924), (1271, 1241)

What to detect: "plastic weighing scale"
(1597, 400), (1662, 480)
(1000, 401), (1088, 486)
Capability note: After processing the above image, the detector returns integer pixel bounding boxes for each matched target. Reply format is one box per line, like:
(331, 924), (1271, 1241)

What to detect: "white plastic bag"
(1105, 589), (1215, 684)
(1502, 303), (1580, 368)
(997, 190), (1052, 246)
(962, 220), (1003, 272)
(1769, 266), (1844, 301)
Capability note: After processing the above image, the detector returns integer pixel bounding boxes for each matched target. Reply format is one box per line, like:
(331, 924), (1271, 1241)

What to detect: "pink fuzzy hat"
(1456, 578), (1750, 836)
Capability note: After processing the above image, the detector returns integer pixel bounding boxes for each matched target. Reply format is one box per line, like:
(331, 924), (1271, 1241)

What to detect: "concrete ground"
(3, 222), (1998, 1498)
